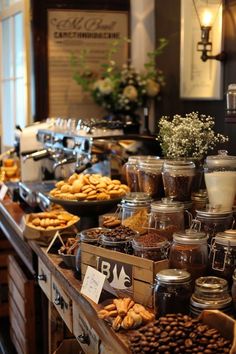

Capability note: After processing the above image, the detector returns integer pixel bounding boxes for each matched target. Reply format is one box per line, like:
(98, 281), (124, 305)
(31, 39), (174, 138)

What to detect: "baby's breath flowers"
(71, 38), (168, 116)
(157, 112), (228, 160)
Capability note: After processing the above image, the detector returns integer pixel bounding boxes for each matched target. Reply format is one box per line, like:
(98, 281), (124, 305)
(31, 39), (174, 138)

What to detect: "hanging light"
(192, 0), (226, 62)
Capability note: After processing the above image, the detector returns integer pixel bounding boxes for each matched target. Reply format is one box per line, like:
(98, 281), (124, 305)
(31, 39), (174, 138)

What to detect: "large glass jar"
(138, 159), (164, 199)
(195, 209), (234, 243)
(190, 276), (233, 317)
(148, 198), (189, 241)
(99, 225), (136, 254)
(209, 229), (236, 283)
(162, 160), (196, 202)
(132, 230), (169, 261)
(120, 192), (152, 234)
(204, 150), (236, 211)
(125, 155), (159, 192)
(154, 269), (192, 317)
(169, 228), (208, 281)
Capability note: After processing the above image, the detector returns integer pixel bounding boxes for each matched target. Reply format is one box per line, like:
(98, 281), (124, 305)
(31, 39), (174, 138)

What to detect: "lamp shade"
(193, 0), (223, 28)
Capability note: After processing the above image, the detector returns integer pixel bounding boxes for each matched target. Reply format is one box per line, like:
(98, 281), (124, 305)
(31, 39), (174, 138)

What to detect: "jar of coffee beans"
(190, 276), (233, 317)
(169, 228), (208, 281)
(99, 225), (136, 253)
(138, 158), (164, 199)
(162, 160), (196, 201)
(154, 269), (192, 316)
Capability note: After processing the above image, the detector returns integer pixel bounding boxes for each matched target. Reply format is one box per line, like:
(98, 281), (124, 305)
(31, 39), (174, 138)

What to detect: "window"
(0, 0), (32, 150)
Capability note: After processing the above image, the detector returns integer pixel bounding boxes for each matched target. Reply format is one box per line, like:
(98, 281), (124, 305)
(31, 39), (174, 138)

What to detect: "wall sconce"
(193, 0), (226, 62)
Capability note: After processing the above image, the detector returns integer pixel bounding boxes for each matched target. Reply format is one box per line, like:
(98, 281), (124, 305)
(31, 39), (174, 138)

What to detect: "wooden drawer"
(8, 255), (36, 354)
(73, 302), (99, 354)
(52, 276), (73, 333)
(38, 257), (52, 301)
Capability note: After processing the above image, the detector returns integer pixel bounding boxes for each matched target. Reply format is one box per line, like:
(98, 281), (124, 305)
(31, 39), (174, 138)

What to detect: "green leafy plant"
(70, 38), (168, 116)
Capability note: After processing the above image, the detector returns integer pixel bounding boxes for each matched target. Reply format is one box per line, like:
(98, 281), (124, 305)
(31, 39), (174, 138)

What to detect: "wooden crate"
(81, 243), (169, 307)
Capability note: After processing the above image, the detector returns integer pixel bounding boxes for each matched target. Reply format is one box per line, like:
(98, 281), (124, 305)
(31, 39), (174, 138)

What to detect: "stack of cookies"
(49, 173), (130, 201)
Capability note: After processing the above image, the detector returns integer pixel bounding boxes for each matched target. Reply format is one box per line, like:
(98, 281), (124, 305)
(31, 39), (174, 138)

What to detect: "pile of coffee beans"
(129, 313), (232, 353)
(102, 225), (137, 241)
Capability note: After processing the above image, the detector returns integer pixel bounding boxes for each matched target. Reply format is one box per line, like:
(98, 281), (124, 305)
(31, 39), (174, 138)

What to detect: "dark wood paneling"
(31, 0), (130, 121)
(155, 0), (236, 154)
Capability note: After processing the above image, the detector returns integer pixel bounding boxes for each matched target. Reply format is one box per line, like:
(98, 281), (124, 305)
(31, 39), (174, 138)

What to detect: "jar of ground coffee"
(132, 230), (169, 261)
(154, 269), (192, 317)
(190, 276), (233, 317)
(125, 155), (160, 192)
(209, 229), (236, 283)
(138, 158), (164, 199)
(162, 160), (196, 202)
(169, 228), (208, 281)
(149, 198), (188, 241)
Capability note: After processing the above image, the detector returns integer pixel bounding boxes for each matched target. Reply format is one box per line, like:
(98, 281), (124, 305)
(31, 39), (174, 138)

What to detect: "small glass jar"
(138, 159), (164, 199)
(169, 228), (208, 281)
(148, 198), (188, 241)
(75, 227), (101, 275)
(190, 276), (233, 317)
(209, 229), (236, 283)
(154, 269), (192, 317)
(195, 209), (234, 243)
(125, 155), (159, 192)
(162, 160), (196, 202)
(204, 150), (236, 211)
(99, 225), (136, 254)
(132, 230), (169, 261)
(120, 192), (152, 234)
(191, 190), (208, 217)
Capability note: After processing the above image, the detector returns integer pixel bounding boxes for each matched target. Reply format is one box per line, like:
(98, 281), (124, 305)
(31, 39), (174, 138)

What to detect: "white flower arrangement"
(157, 112), (228, 160)
(71, 38), (168, 116)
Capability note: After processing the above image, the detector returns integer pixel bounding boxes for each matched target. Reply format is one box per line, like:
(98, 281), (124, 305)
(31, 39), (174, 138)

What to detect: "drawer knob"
(38, 274), (46, 282)
(77, 333), (90, 345)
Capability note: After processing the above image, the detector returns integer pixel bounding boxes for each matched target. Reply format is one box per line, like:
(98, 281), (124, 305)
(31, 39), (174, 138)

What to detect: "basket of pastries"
(24, 210), (79, 246)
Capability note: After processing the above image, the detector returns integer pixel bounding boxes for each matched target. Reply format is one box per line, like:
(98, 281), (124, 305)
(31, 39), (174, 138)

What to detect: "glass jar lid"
(155, 269), (191, 283)
(121, 192), (153, 207)
(214, 229), (236, 246)
(206, 150), (236, 169)
(196, 209), (233, 219)
(151, 198), (184, 213)
(128, 155), (160, 164)
(139, 159), (163, 169)
(173, 229), (207, 244)
(190, 295), (232, 309)
(163, 160), (195, 170)
(195, 276), (228, 294)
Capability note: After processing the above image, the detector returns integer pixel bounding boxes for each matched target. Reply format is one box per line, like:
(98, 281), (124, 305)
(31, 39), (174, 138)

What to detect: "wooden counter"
(0, 197), (131, 354)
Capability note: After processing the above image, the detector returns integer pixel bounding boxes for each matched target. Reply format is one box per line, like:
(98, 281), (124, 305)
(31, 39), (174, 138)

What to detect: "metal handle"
(54, 293), (61, 306)
(77, 333), (90, 345)
(38, 274), (46, 282)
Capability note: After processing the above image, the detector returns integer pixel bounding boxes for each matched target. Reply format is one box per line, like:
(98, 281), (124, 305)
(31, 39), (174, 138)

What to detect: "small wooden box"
(81, 243), (169, 307)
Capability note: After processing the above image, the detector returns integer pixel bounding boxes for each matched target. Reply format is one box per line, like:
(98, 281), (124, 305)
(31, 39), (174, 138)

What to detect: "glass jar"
(138, 159), (164, 199)
(162, 160), (196, 202)
(195, 209), (234, 243)
(191, 190), (208, 217)
(231, 269), (236, 313)
(204, 150), (236, 211)
(148, 198), (189, 241)
(132, 230), (169, 261)
(99, 235), (132, 254)
(120, 192), (152, 234)
(190, 276), (233, 317)
(154, 269), (192, 317)
(125, 155), (159, 192)
(99, 225), (136, 254)
(75, 227), (102, 276)
(169, 228), (208, 281)
(209, 229), (236, 283)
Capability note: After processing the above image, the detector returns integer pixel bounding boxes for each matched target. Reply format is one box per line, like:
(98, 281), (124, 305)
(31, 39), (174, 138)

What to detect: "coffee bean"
(185, 339), (193, 347)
